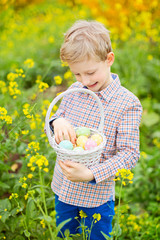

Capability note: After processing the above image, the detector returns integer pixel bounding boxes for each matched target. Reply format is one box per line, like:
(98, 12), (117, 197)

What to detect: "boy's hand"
(59, 160), (94, 182)
(52, 118), (76, 144)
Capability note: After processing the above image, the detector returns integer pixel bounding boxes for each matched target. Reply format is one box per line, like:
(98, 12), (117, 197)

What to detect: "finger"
(68, 128), (77, 144)
(54, 132), (60, 144)
(59, 160), (71, 172)
(64, 160), (77, 168)
(63, 129), (70, 141)
(57, 130), (64, 143)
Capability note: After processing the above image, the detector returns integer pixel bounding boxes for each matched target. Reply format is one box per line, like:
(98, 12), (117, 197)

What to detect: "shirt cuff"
(49, 117), (57, 133)
(88, 179), (96, 185)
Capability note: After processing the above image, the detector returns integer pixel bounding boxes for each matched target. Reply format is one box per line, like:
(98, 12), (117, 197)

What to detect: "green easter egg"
(76, 127), (91, 137)
(73, 147), (84, 152)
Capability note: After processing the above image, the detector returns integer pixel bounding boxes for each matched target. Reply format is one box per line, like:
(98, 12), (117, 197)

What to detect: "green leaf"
(0, 211), (10, 223)
(56, 218), (72, 235)
(45, 215), (52, 223)
(26, 198), (36, 226)
(0, 161), (10, 171)
(0, 198), (11, 211)
(112, 222), (122, 237)
(24, 229), (31, 237)
(14, 236), (25, 240)
(64, 229), (70, 237)
(0, 181), (10, 189)
(9, 216), (20, 233)
(152, 130), (160, 138)
(101, 231), (112, 239)
(142, 111), (160, 127)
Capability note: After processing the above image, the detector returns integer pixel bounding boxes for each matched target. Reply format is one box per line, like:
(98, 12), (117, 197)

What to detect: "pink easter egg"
(85, 139), (97, 150)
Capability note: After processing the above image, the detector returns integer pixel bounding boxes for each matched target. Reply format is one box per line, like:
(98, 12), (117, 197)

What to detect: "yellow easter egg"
(76, 136), (88, 149)
(91, 134), (103, 146)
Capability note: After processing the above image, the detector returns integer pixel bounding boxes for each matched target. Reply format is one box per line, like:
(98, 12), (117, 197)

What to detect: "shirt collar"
(83, 73), (121, 103)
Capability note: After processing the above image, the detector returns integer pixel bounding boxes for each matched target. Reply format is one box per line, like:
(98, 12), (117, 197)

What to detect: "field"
(0, 0), (160, 239)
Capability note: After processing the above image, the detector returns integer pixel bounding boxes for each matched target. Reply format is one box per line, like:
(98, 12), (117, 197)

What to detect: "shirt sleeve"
(90, 100), (143, 184)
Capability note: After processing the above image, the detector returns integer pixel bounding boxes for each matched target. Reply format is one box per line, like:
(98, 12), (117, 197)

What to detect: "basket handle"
(45, 88), (104, 145)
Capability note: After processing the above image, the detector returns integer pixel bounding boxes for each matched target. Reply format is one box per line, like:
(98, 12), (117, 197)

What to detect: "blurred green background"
(0, 0), (160, 239)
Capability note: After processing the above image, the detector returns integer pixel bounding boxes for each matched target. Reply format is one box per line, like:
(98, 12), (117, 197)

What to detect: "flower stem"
(39, 168), (48, 215)
(115, 180), (123, 240)
(39, 168), (54, 240)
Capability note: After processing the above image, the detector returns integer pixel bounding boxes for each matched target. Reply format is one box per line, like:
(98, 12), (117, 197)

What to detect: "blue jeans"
(55, 194), (115, 240)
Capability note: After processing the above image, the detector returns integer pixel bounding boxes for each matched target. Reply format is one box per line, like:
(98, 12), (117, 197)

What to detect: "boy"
(49, 20), (142, 239)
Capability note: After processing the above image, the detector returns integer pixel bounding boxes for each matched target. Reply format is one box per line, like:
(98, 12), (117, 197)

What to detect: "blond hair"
(60, 20), (112, 63)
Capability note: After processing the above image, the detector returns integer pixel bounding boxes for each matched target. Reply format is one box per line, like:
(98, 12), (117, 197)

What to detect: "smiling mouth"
(88, 82), (98, 88)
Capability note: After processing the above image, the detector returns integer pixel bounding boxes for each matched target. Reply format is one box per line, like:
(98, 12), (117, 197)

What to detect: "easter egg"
(77, 136), (88, 149)
(76, 127), (91, 137)
(59, 140), (73, 150)
(91, 134), (103, 146)
(85, 139), (97, 150)
(73, 147), (84, 152)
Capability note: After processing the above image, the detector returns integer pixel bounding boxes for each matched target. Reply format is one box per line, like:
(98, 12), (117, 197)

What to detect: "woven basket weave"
(45, 88), (106, 167)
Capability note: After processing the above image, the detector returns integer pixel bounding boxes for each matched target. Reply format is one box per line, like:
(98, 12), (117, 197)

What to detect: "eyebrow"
(73, 68), (97, 74)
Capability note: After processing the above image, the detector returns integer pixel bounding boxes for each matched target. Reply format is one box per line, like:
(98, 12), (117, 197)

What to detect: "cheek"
(95, 71), (105, 82)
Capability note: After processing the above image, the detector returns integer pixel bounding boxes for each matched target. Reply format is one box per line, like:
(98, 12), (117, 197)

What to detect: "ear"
(106, 52), (114, 66)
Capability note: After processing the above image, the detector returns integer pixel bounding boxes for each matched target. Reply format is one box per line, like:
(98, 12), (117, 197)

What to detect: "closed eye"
(87, 72), (95, 75)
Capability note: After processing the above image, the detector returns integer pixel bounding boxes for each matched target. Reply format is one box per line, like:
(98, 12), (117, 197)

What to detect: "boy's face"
(68, 54), (114, 92)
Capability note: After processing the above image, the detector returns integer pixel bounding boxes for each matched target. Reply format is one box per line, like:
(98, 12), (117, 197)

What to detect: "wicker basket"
(45, 88), (106, 167)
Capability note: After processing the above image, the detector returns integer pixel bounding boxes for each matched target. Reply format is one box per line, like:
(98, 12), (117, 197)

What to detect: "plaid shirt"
(50, 73), (142, 207)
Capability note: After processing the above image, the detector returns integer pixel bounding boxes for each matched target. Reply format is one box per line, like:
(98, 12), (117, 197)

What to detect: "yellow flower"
(23, 177), (27, 181)
(22, 130), (29, 135)
(54, 75), (62, 85)
(22, 183), (27, 189)
(9, 193), (18, 199)
(27, 163), (32, 167)
(153, 138), (160, 148)
(48, 36), (55, 43)
(24, 58), (35, 68)
(4, 115), (12, 124)
(27, 142), (40, 153)
(64, 70), (73, 80)
(31, 167), (36, 172)
(30, 121), (36, 129)
(147, 55), (153, 61)
(31, 134), (36, 140)
(79, 210), (87, 218)
(53, 105), (58, 112)
(38, 82), (49, 92)
(27, 173), (33, 179)
(40, 219), (46, 228)
(122, 181), (126, 186)
(24, 193), (29, 200)
(140, 151), (147, 159)
(0, 107), (7, 119)
(31, 93), (37, 100)
(127, 214), (137, 221)
(93, 213), (101, 222)
(0, 80), (7, 94)
(0, 215), (2, 219)
(61, 61), (68, 67)
(7, 72), (18, 81)
(8, 81), (21, 98)
(43, 168), (49, 172)
(23, 105), (33, 119)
